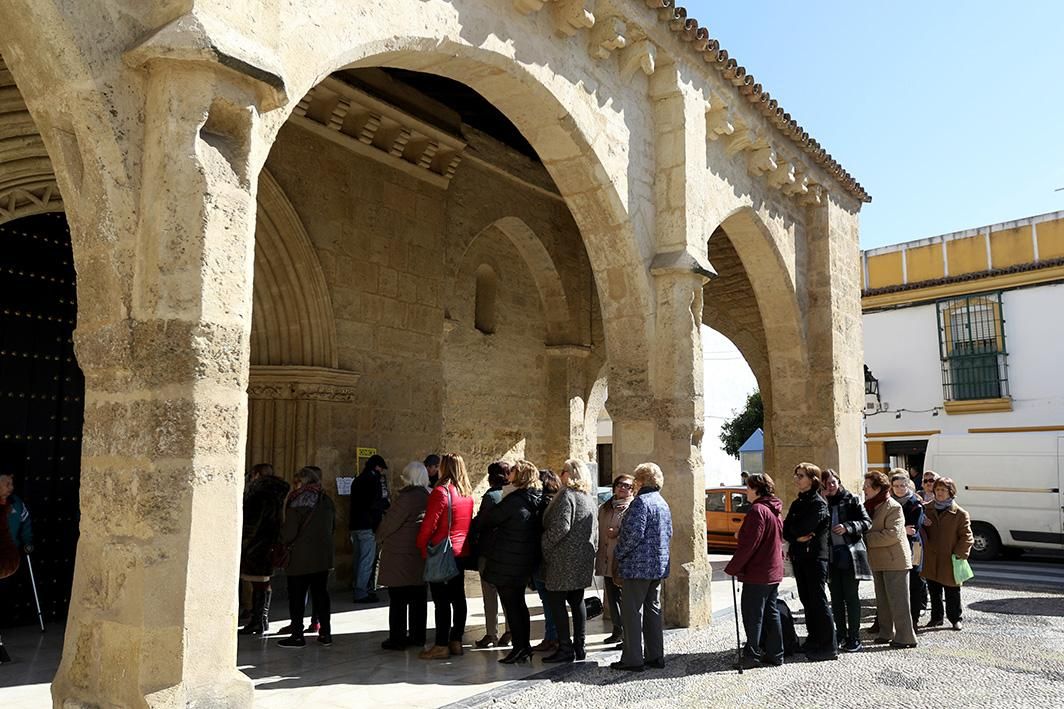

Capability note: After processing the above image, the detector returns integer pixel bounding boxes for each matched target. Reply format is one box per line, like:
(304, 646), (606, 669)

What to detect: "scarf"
(612, 496), (633, 511)
(934, 497), (955, 511)
(864, 487), (889, 518)
(891, 490), (913, 504)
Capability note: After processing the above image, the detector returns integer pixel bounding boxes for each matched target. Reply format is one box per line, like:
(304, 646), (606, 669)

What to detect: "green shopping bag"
(952, 554), (974, 585)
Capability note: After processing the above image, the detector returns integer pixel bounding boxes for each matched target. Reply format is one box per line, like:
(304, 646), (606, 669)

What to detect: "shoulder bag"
(424, 486), (460, 583)
(269, 492), (322, 570)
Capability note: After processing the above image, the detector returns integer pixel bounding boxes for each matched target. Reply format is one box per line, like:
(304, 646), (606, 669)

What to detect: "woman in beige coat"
(920, 476), (974, 631)
(377, 461), (431, 650)
(595, 474), (634, 645)
(862, 472), (916, 649)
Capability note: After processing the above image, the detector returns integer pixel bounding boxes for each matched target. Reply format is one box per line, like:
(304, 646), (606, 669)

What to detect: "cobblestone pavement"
(461, 584), (1064, 709)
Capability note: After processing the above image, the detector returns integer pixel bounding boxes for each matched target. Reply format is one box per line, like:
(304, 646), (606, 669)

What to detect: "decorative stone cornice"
(0, 55), (65, 227)
(508, 3), (868, 203)
(248, 365), (361, 402)
(291, 77), (466, 189)
(641, 1), (869, 203)
(124, 10), (287, 111)
(0, 180), (63, 224)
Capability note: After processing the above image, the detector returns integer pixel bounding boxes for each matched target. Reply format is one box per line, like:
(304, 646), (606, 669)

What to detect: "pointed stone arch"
(456, 215), (574, 344)
(251, 169), (338, 368)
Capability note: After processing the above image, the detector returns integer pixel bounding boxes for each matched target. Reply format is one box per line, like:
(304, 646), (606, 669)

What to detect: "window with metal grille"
(936, 293), (1009, 401)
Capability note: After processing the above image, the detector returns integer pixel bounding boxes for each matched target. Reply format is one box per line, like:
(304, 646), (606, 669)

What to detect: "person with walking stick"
(725, 473), (785, 670)
(1, 471), (34, 663)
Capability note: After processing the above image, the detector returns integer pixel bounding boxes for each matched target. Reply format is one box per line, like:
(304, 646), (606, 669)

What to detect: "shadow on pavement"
(968, 596), (1064, 617)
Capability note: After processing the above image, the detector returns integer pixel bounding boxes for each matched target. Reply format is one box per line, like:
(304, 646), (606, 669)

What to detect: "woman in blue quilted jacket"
(611, 462), (673, 673)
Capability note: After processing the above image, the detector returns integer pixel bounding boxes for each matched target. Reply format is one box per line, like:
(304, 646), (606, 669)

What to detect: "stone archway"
(705, 206), (813, 497)
(246, 170), (360, 478)
(266, 35), (656, 390)
(454, 216), (575, 345)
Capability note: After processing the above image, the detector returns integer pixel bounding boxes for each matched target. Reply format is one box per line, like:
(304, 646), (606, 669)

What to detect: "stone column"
(51, 16), (286, 708)
(545, 345), (591, 467)
(805, 192), (865, 491)
(649, 259), (713, 628)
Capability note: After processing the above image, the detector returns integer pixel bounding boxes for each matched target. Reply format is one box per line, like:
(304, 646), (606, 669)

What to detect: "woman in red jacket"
(416, 453), (475, 659)
(725, 473), (785, 669)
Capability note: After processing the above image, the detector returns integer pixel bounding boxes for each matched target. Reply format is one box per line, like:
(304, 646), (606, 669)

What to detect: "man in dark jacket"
(783, 462), (837, 661)
(350, 454), (389, 603)
(238, 463), (290, 635)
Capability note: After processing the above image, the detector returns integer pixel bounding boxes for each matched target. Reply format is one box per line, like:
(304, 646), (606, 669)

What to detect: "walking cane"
(731, 575), (743, 675)
(25, 554), (45, 632)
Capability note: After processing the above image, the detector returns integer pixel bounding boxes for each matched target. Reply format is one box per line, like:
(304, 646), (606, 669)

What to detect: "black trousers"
(793, 558), (836, 653)
(545, 588), (586, 653)
(926, 580), (963, 623)
(287, 570), (331, 637)
(909, 568), (928, 622)
(497, 584), (532, 651)
(743, 582), (783, 662)
(388, 584), (427, 645)
(429, 574), (467, 646)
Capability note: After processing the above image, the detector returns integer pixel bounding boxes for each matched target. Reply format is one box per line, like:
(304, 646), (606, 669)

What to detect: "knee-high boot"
(240, 585), (267, 635)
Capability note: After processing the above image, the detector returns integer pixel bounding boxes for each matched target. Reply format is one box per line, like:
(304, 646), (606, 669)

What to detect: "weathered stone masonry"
(0, 1), (868, 706)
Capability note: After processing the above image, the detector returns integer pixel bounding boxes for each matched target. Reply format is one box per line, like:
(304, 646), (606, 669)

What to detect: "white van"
(923, 433), (1063, 560)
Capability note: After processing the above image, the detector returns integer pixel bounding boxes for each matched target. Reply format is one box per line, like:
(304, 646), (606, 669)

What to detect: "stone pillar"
(51, 16), (286, 708)
(805, 193), (865, 491)
(650, 261), (713, 628)
(545, 345), (591, 467)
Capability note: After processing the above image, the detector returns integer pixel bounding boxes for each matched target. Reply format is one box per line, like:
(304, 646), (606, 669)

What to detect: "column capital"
(650, 248), (716, 283)
(124, 10), (287, 111)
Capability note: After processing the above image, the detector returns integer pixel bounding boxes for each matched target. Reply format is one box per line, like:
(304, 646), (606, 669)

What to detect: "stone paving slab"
(458, 585), (1064, 709)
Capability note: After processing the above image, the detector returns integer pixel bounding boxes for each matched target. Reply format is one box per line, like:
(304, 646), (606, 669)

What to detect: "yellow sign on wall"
(356, 447), (377, 473)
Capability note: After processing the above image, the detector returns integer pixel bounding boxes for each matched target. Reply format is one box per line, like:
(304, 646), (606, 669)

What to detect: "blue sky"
(681, 1), (1064, 248)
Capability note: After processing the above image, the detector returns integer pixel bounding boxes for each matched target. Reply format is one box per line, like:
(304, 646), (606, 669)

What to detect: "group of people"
(726, 463), (975, 668)
(238, 453), (676, 672)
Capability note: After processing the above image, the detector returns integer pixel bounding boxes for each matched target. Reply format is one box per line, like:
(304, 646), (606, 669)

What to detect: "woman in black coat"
(480, 459), (544, 664)
(238, 463), (290, 635)
(820, 469), (872, 652)
(782, 462), (836, 661)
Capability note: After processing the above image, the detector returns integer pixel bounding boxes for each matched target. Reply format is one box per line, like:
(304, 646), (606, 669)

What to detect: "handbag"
(424, 486), (460, 583)
(911, 540), (923, 568)
(952, 554), (974, 585)
(268, 492), (322, 570)
(584, 575), (604, 619)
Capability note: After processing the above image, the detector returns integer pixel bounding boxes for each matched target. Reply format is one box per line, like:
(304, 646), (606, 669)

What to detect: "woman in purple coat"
(725, 473), (785, 669)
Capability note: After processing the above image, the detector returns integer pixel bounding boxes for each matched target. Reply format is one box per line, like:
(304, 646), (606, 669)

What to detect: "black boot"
(260, 586), (272, 633)
(239, 587), (267, 635)
(0, 639), (11, 664)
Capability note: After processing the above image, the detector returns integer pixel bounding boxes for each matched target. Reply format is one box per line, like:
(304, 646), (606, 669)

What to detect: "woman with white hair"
(277, 466), (336, 648)
(612, 462), (672, 672)
(540, 458), (599, 663)
(376, 461), (431, 650)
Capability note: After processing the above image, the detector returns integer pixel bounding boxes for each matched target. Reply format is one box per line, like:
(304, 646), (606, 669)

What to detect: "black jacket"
(480, 487), (545, 588)
(783, 489), (830, 562)
(825, 488), (873, 579)
(468, 486), (504, 559)
(349, 469), (390, 531)
(240, 475), (291, 577)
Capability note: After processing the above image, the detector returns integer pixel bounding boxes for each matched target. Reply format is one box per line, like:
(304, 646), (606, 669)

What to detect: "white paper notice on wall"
(336, 476), (354, 496)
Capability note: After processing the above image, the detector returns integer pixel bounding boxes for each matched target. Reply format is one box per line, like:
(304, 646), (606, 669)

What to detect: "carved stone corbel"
(747, 145), (777, 177)
(589, 15), (626, 59)
(706, 96), (734, 140)
(513, 0), (546, 14)
(620, 31), (656, 79)
(552, 0), (595, 36)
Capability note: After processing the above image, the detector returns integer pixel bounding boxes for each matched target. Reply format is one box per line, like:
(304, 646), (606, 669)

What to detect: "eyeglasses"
(922, 478), (936, 483)
(616, 482), (633, 490)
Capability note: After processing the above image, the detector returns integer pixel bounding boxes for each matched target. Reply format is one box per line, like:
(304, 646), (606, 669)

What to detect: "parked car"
(924, 432), (1064, 560)
(705, 485), (751, 549)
